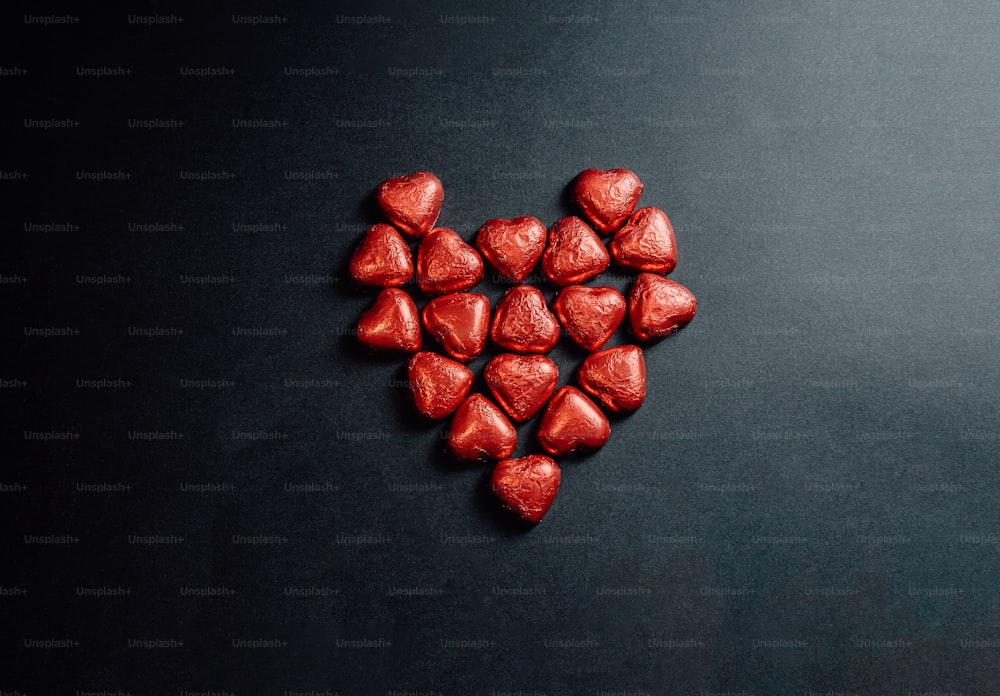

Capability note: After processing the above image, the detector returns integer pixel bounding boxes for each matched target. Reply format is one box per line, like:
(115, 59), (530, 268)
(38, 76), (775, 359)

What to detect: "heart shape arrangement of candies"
(349, 169), (696, 525)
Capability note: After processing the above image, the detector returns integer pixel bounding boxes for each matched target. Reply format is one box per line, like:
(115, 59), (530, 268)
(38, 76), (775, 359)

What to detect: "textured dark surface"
(7, 1), (1000, 693)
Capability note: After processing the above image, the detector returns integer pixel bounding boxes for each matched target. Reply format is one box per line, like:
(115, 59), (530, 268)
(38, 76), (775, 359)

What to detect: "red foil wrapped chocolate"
(356, 288), (422, 354)
(421, 292), (490, 363)
(376, 170), (444, 238)
(491, 454), (561, 524)
(416, 227), (484, 295)
(573, 168), (643, 234)
(540, 216), (610, 287)
(476, 216), (547, 283)
(536, 385), (611, 456)
(483, 353), (559, 422)
(407, 351), (474, 420)
(490, 285), (560, 354)
(349, 223), (414, 288)
(627, 273), (697, 342)
(552, 285), (626, 352)
(609, 207), (677, 274)
(577, 344), (646, 414)
(447, 394), (516, 462)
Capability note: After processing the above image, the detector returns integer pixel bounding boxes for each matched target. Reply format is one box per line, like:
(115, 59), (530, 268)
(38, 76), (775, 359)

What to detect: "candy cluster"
(349, 169), (696, 524)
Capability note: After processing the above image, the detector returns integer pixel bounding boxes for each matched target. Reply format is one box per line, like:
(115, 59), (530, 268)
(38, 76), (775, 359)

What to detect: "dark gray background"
(7, 0), (1000, 693)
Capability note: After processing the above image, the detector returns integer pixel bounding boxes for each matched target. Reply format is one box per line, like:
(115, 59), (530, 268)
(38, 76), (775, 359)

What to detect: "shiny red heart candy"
(628, 273), (697, 342)
(483, 353), (559, 423)
(416, 227), (484, 296)
(491, 454), (561, 524)
(540, 216), (610, 287)
(377, 170), (444, 238)
(407, 351), (474, 420)
(573, 168), (643, 234)
(476, 216), (547, 283)
(447, 393), (516, 462)
(577, 344), (646, 415)
(349, 223), (414, 288)
(552, 285), (625, 352)
(353, 167), (698, 525)
(357, 288), (422, 354)
(422, 293), (490, 363)
(609, 207), (677, 274)
(536, 386), (611, 456)
(490, 285), (560, 354)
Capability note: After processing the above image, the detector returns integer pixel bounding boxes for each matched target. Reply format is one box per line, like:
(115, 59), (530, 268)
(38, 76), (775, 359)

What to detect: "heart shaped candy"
(609, 207), (677, 274)
(476, 216), (547, 283)
(536, 385), (611, 456)
(577, 344), (646, 415)
(351, 167), (699, 526)
(349, 223), (414, 288)
(490, 285), (560, 354)
(357, 288), (422, 353)
(627, 273), (697, 342)
(573, 168), (643, 234)
(377, 170), (444, 238)
(416, 227), (484, 295)
(552, 285), (626, 352)
(407, 351), (473, 420)
(421, 292), (490, 363)
(491, 454), (561, 524)
(447, 394), (516, 462)
(483, 353), (559, 422)
(540, 216), (610, 287)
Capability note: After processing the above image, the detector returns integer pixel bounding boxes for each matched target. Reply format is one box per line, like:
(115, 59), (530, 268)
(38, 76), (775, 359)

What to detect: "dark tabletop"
(7, 1), (1000, 693)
